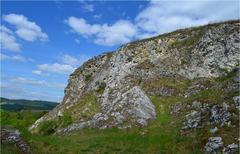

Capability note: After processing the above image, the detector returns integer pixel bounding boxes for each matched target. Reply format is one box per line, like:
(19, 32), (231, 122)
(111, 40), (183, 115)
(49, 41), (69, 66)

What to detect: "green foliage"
(59, 114), (73, 128)
(143, 77), (191, 95)
(95, 81), (106, 93)
(216, 68), (238, 82)
(1, 143), (20, 154)
(170, 31), (203, 49)
(84, 74), (92, 82)
(185, 88), (224, 104)
(39, 120), (58, 135)
(64, 92), (100, 121)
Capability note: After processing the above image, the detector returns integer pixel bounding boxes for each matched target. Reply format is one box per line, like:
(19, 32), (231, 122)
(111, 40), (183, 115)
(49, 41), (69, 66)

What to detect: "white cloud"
(135, 0), (239, 36)
(61, 54), (79, 65)
(1, 83), (62, 102)
(10, 76), (65, 89)
(32, 70), (42, 75)
(93, 14), (102, 19)
(94, 20), (137, 46)
(37, 63), (75, 74)
(0, 25), (21, 52)
(0, 53), (26, 62)
(13, 77), (48, 86)
(66, 17), (101, 36)
(3, 14), (48, 42)
(79, 1), (94, 12)
(65, 17), (137, 46)
(33, 54), (89, 75)
(0, 78), (64, 102)
(66, 0), (239, 45)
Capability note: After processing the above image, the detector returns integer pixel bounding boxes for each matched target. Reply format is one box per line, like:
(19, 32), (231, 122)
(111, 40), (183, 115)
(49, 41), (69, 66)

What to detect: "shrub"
(96, 81), (106, 93)
(84, 74), (92, 82)
(59, 114), (73, 128)
(39, 120), (57, 135)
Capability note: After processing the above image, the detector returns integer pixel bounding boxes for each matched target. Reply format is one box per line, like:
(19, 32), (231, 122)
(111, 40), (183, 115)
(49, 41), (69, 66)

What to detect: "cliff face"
(30, 20), (239, 139)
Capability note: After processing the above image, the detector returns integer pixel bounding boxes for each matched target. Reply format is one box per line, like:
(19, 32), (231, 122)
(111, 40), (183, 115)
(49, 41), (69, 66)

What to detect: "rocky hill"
(30, 20), (239, 153)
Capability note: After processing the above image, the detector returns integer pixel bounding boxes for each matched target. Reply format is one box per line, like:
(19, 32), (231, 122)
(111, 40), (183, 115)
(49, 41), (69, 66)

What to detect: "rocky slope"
(30, 20), (239, 153)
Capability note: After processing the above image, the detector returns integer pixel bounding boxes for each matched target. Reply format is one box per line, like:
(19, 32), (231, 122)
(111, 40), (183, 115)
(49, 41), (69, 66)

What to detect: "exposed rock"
(147, 87), (175, 96)
(192, 101), (202, 109)
(210, 127), (219, 133)
(1, 128), (31, 154)
(204, 137), (223, 153)
(170, 102), (187, 115)
(223, 143), (239, 154)
(210, 104), (231, 126)
(182, 110), (202, 129)
(233, 96), (240, 111)
(60, 86), (156, 133)
(30, 20), (240, 134)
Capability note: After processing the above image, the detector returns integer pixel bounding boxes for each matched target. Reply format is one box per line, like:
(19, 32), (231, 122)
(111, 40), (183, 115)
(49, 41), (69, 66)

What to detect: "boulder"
(204, 137), (223, 153)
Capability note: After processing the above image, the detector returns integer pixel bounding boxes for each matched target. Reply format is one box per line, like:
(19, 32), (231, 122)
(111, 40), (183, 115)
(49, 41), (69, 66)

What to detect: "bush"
(59, 114), (73, 128)
(96, 81), (106, 93)
(84, 74), (92, 82)
(39, 120), (57, 135)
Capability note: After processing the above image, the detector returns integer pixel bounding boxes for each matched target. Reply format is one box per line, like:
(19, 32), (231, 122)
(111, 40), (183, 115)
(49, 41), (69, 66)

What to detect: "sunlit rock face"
(30, 20), (240, 134)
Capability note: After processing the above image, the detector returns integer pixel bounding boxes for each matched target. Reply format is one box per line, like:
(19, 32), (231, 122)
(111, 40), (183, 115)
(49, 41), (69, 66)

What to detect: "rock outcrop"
(1, 128), (31, 154)
(30, 20), (240, 137)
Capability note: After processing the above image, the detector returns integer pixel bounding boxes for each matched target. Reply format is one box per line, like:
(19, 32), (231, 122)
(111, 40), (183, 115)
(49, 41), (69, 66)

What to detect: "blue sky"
(0, 0), (239, 102)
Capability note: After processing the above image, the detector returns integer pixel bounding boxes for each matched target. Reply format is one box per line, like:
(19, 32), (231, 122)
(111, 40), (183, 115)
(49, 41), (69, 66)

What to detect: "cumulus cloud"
(12, 77), (48, 86)
(66, 0), (239, 45)
(3, 14), (48, 42)
(33, 54), (89, 75)
(36, 63), (75, 74)
(0, 53), (26, 62)
(0, 25), (21, 52)
(65, 17), (137, 46)
(32, 70), (42, 75)
(135, 0), (240, 36)
(93, 14), (102, 19)
(61, 54), (79, 65)
(79, 1), (94, 12)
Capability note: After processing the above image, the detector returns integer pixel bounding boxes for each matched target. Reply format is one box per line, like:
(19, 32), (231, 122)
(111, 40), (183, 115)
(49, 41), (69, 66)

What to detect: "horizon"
(1, 0), (239, 102)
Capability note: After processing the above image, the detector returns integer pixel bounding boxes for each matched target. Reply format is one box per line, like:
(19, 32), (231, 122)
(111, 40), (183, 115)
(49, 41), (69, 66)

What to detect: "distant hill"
(0, 97), (58, 111)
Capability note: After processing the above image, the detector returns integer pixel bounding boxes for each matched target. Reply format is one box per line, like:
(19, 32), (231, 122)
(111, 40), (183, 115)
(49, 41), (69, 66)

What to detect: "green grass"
(169, 30), (204, 49)
(1, 143), (20, 154)
(0, 100), (197, 154)
(64, 92), (100, 121)
(142, 77), (191, 95)
(1, 69), (238, 153)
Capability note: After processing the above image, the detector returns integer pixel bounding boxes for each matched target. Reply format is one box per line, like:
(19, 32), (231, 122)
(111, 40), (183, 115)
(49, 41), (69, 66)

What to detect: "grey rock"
(210, 104), (231, 127)
(1, 128), (31, 154)
(170, 102), (186, 115)
(182, 110), (202, 129)
(233, 96), (240, 111)
(223, 143), (239, 154)
(192, 101), (202, 109)
(210, 127), (219, 133)
(204, 137), (223, 153)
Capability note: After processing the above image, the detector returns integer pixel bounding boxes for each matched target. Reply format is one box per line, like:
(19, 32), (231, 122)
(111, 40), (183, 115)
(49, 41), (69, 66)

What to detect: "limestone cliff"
(30, 20), (239, 138)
